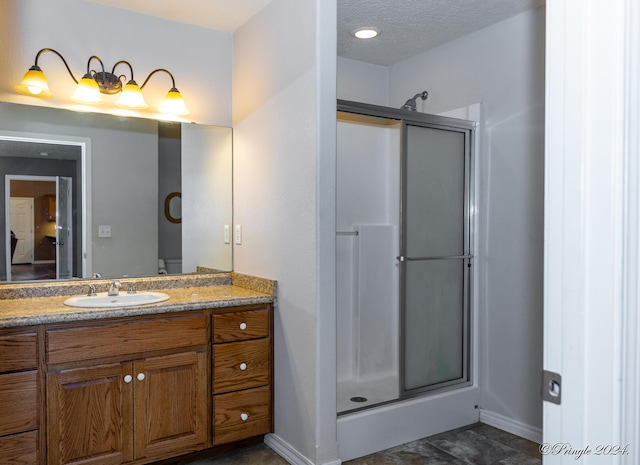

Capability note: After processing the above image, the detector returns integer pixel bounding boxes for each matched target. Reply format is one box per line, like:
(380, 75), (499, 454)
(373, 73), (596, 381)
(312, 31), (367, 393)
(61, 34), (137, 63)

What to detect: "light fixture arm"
(86, 55), (106, 77)
(140, 68), (177, 90)
(33, 48), (80, 84)
(111, 60), (135, 83)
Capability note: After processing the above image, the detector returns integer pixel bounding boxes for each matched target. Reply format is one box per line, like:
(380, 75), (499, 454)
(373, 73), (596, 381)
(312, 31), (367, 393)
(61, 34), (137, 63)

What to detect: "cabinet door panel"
(47, 363), (133, 465)
(0, 329), (37, 372)
(213, 339), (270, 394)
(213, 386), (271, 445)
(134, 351), (208, 461)
(47, 314), (207, 365)
(213, 308), (269, 343)
(0, 370), (37, 436)
(0, 430), (38, 465)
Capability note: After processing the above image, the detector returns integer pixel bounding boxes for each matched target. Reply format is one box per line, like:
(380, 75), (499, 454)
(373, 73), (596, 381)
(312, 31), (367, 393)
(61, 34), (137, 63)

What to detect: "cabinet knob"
(239, 363), (247, 371)
(137, 373), (145, 381)
(240, 413), (249, 421)
(239, 322), (247, 330)
(124, 374), (132, 383)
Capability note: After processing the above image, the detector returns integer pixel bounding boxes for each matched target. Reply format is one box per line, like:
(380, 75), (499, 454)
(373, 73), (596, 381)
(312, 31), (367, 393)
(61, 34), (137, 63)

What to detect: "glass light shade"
(14, 66), (54, 98)
(159, 88), (189, 116)
(115, 80), (148, 110)
(70, 74), (104, 104)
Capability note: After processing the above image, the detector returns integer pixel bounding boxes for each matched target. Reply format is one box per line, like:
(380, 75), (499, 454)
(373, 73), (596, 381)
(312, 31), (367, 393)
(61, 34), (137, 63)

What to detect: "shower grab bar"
(336, 231), (359, 236)
(397, 254), (473, 262)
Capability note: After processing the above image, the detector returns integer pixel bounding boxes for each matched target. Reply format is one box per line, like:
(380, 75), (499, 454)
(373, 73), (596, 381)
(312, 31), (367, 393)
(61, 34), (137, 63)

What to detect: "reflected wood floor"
(11, 263), (56, 280)
(175, 423), (542, 465)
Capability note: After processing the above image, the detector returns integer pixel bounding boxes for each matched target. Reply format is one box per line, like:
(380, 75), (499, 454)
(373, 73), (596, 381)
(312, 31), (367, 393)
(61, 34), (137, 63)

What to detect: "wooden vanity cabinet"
(0, 327), (39, 465)
(45, 313), (209, 465)
(212, 305), (273, 445)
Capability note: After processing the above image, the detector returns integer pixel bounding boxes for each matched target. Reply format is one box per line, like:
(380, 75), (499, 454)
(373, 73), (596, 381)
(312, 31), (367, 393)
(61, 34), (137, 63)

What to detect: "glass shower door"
(400, 123), (472, 396)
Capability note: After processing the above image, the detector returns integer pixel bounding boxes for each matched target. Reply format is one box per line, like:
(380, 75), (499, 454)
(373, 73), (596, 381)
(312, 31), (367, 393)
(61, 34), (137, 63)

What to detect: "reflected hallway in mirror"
(1, 134), (85, 282)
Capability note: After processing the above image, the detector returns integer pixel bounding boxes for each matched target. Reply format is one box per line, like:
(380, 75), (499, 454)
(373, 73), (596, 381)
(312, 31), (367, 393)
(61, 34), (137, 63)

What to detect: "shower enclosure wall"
(336, 100), (479, 460)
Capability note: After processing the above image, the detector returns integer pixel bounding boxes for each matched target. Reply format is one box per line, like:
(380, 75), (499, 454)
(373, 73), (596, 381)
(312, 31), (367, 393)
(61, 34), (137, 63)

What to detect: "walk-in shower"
(336, 99), (479, 460)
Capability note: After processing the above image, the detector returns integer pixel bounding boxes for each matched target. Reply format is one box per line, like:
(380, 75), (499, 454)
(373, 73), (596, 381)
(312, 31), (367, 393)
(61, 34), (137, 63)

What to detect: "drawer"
(213, 386), (271, 445)
(0, 329), (37, 373)
(213, 308), (269, 343)
(213, 339), (269, 394)
(0, 430), (38, 465)
(0, 370), (38, 436)
(47, 313), (207, 365)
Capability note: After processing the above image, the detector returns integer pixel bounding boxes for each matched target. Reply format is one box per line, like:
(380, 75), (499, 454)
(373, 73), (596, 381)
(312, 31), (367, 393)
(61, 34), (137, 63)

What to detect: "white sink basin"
(64, 291), (170, 308)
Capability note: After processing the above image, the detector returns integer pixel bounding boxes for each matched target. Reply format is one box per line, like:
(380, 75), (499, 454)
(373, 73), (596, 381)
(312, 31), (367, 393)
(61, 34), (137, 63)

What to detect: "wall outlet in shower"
(98, 225), (111, 238)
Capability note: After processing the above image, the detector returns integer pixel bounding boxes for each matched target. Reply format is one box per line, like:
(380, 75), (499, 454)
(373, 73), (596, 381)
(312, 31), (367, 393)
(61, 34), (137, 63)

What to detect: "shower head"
(401, 91), (429, 111)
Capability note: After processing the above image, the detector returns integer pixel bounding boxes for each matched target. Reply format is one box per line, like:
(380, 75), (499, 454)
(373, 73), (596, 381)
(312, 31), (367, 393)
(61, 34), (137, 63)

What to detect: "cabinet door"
(133, 350), (209, 461)
(47, 363), (133, 465)
(0, 370), (37, 436)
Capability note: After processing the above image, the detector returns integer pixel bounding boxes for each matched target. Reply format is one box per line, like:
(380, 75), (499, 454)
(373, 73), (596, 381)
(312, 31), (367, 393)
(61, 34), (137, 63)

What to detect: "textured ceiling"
(0, 140), (81, 160)
(82, 0), (543, 66)
(338, 0), (544, 65)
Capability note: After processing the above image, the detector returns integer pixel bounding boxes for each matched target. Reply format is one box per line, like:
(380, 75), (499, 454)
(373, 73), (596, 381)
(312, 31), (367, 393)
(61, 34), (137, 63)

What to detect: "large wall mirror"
(0, 102), (232, 282)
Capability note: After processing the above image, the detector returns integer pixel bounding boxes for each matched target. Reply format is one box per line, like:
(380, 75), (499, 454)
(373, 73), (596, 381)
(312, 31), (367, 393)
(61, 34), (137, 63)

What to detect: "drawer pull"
(137, 373), (145, 381)
(124, 374), (132, 383)
(240, 413), (249, 421)
(239, 322), (247, 330)
(239, 363), (247, 371)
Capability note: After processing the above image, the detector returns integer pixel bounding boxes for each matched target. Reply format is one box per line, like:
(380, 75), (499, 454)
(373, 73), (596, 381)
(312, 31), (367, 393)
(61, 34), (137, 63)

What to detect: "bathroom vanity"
(0, 273), (275, 465)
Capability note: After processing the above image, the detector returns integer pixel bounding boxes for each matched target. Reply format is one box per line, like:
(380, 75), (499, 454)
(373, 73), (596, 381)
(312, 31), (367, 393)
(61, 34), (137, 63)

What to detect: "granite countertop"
(0, 272), (276, 328)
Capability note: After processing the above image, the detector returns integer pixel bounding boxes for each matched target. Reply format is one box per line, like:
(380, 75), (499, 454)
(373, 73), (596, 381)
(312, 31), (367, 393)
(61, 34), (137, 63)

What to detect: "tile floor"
(177, 423), (542, 465)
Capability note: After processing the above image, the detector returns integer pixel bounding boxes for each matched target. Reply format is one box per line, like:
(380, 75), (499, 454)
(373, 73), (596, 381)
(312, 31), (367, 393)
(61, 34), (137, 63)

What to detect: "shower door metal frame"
(337, 99), (476, 401)
(399, 119), (475, 398)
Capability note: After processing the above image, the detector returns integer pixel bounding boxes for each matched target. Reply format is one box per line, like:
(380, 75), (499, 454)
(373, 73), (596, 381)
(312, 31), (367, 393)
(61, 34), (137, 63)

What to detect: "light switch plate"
(235, 224), (242, 245)
(224, 225), (230, 244)
(98, 225), (111, 238)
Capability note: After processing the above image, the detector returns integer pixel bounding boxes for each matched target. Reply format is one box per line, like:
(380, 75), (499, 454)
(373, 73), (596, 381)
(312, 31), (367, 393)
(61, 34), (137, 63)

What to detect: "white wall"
(337, 6), (545, 434)
(0, 0), (232, 125)
(336, 59), (389, 106)
(233, 1), (338, 464)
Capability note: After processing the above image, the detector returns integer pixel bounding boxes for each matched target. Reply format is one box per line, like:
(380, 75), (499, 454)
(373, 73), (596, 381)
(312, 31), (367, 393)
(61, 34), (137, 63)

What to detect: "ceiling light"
(352, 27), (380, 39)
(15, 48), (189, 116)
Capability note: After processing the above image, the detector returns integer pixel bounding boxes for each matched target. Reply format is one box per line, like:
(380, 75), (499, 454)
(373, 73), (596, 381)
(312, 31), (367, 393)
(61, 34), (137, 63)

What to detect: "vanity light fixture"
(352, 27), (381, 39)
(14, 48), (189, 116)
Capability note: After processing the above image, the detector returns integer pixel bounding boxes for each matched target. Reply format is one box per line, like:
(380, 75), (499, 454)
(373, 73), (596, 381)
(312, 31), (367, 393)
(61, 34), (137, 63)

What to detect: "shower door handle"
(397, 255), (472, 262)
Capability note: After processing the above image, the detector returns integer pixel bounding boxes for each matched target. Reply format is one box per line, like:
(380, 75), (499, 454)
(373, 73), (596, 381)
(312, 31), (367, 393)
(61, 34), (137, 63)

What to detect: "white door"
(544, 1), (639, 464)
(56, 176), (73, 279)
(9, 197), (34, 265)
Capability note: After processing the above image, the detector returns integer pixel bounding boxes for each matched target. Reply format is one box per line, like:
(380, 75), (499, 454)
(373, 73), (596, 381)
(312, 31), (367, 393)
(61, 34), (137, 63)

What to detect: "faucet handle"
(86, 284), (97, 296)
(127, 282), (138, 294)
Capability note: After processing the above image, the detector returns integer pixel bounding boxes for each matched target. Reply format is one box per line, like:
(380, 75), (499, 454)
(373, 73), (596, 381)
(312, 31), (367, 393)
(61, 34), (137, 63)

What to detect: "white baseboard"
(479, 409), (543, 443)
(264, 433), (342, 465)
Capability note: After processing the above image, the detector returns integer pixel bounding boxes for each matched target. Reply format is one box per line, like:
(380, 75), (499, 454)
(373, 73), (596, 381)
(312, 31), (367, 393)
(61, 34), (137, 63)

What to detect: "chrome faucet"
(86, 284), (97, 296)
(108, 280), (121, 296)
(127, 282), (138, 294)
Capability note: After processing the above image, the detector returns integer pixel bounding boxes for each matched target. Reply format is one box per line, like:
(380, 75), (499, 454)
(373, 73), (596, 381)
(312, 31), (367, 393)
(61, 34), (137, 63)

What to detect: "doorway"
(5, 175), (73, 281)
(0, 132), (89, 282)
